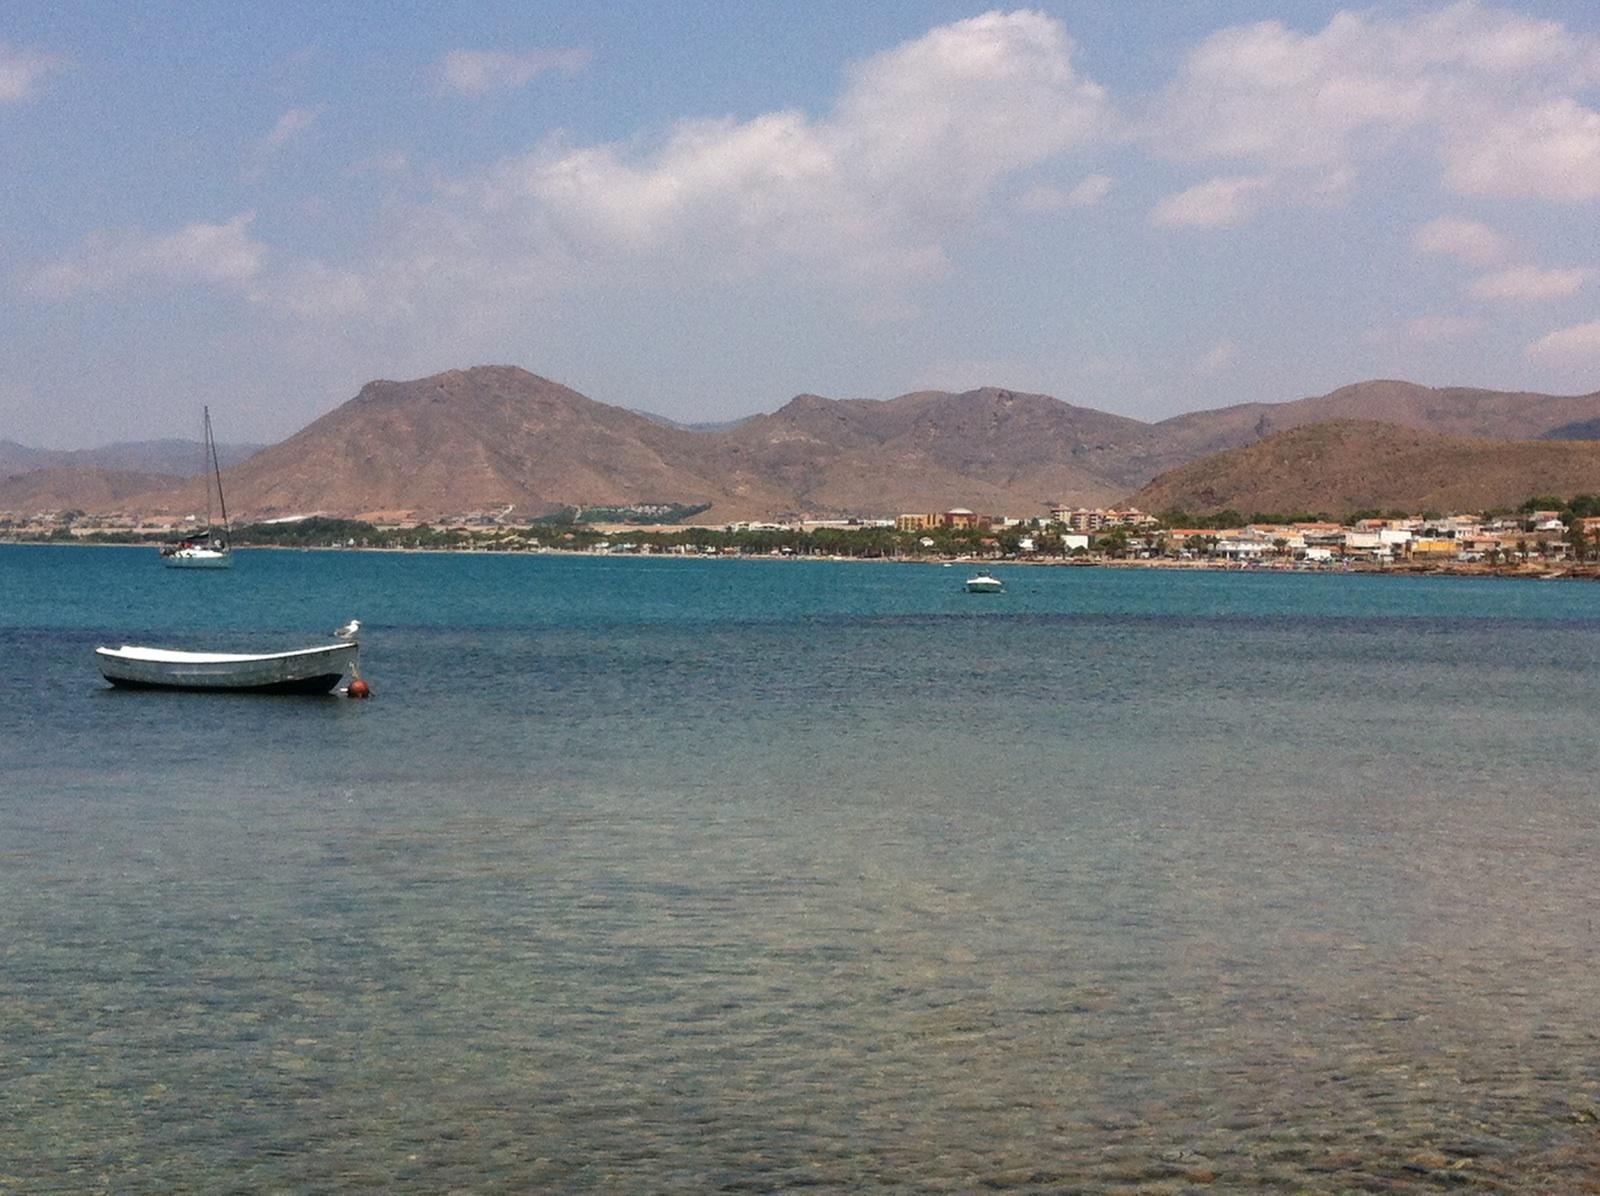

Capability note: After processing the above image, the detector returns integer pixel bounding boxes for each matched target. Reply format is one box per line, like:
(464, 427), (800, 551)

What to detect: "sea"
(3, 543), (1598, 1193)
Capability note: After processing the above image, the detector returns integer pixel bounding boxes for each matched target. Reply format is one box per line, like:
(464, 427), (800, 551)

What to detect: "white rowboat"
(96, 642), (357, 694)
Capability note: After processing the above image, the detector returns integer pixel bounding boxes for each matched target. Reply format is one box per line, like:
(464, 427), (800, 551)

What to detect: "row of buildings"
(709, 504), (1590, 564)
(893, 506), (1157, 533)
(883, 506), (1593, 565)
(1152, 512), (1594, 564)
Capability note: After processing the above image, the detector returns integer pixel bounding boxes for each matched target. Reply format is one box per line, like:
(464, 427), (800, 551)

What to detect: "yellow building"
(1410, 538), (1458, 559)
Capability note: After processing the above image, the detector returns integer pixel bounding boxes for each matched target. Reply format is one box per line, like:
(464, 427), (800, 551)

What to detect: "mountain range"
(5, 366), (1600, 522)
(0, 438), (263, 478)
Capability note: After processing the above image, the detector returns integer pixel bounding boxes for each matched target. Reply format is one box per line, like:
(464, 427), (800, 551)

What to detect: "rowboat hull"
(95, 642), (356, 694)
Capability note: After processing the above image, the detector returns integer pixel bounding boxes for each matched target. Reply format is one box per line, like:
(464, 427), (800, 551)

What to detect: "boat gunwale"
(95, 642), (357, 665)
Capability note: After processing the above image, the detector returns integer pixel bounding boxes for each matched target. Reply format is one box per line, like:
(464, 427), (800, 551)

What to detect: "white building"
(1216, 535), (1270, 560)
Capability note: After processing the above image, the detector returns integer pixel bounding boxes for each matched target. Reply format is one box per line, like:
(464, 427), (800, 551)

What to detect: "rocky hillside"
(0, 468), (184, 513)
(126, 369), (1151, 521)
(1150, 379), (1600, 464)
(130, 367), (795, 522)
(1132, 421), (1600, 517)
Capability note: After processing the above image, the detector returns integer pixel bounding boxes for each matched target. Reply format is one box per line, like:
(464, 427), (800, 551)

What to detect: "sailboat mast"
(206, 407), (231, 535)
(201, 407), (214, 532)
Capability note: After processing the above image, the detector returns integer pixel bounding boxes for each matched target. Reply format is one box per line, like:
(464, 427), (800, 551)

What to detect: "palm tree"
(1568, 521), (1590, 563)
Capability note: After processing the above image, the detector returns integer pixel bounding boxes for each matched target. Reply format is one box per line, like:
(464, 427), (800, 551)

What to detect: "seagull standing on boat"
(334, 619), (361, 640)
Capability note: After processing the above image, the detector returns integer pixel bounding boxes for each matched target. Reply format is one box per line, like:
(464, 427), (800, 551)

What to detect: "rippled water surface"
(3, 545), (1599, 1192)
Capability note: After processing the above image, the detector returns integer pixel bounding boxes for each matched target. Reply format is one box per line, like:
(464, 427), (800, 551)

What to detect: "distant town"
(8, 496), (1600, 575)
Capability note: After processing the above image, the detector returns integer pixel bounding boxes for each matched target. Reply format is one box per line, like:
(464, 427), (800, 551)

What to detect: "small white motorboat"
(964, 570), (1004, 593)
(96, 641), (357, 694)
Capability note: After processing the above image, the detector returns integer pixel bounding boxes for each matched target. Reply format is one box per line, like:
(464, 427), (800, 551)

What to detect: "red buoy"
(347, 678), (371, 699)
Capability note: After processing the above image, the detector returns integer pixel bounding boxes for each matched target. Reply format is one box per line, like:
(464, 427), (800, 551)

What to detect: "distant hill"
(1132, 421), (1600, 517)
(1156, 378), (1600, 446)
(0, 438), (262, 477)
(129, 366), (798, 523)
(0, 468), (184, 514)
(631, 411), (754, 433)
(713, 386), (1153, 511)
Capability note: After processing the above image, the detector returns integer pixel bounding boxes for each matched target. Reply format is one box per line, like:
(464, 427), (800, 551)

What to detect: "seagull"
(334, 619), (361, 640)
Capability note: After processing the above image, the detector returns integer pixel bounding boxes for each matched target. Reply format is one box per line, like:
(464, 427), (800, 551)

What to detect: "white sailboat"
(160, 406), (233, 569)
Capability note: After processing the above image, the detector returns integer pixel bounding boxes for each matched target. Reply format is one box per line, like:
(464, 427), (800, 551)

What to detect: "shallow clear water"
(3, 545), (1599, 1191)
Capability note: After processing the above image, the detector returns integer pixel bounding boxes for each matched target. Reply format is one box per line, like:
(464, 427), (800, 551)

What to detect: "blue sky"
(5, 2), (1600, 447)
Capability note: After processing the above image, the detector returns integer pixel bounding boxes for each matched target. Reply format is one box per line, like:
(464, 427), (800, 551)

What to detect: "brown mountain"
(125, 368), (1148, 522)
(1148, 379), (1600, 468)
(713, 387), (1152, 511)
(1132, 421), (1600, 517)
(129, 366), (795, 523)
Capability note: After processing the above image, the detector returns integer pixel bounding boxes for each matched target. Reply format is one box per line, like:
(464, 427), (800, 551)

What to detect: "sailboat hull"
(162, 549), (233, 569)
(95, 643), (356, 693)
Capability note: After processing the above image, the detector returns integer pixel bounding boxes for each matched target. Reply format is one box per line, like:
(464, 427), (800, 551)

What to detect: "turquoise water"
(3, 544), (1599, 1191)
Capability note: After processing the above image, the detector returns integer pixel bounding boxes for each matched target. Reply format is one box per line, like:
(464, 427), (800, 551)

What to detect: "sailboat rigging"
(160, 406), (233, 569)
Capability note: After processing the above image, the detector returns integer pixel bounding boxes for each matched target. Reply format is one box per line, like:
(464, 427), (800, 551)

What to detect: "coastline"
(4, 536), (1594, 580)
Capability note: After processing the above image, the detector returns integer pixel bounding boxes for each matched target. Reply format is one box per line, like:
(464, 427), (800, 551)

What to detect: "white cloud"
(265, 106), (318, 148)
(1157, 13), (1428, 169)
(1017, 173), (1112, 211)
(1527, 320), (1600, 363)
(1445, 98), (1600, 201)
(436, 47), (590, 95)
(1151, 175), (1272, 228)
(830, 13), (1105, 206)
(27, 214), (267, 299)
(1470, 264), (1590, 301)
(6, 11), (1109, 369)
(1152, 4), (1600, 220)
(385, 11), (1108, 304)
(1413, 216), (1508, 267)
(0, 42), (67, 103)
(1197, 341), (1237, 374)
(193, 9), (1107, 365)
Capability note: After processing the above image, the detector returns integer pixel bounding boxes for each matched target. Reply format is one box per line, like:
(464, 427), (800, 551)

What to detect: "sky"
(4, 1), (1600, 448)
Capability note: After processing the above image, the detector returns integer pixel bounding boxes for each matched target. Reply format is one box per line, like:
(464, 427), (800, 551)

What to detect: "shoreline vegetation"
(7, 510), (1600, 580)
